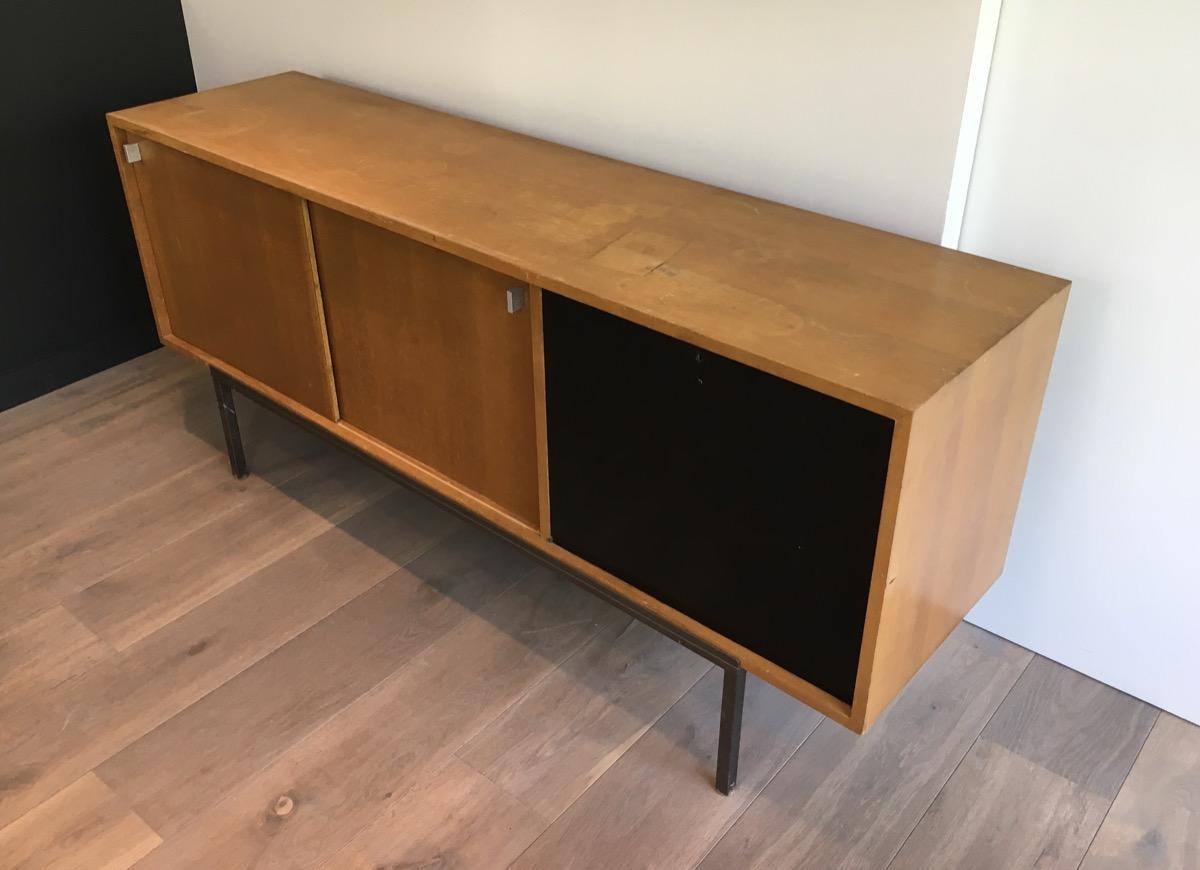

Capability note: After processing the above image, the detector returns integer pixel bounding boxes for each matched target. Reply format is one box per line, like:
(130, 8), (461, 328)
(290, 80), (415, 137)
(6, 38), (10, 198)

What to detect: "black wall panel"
(543, 292), (894, 703)
(0, 0), (195, 411)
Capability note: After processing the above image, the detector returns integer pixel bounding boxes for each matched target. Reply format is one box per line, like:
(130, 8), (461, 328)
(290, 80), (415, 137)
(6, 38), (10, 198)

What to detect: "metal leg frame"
(716, 665), (747, 794)
(207, 366), (746, 793)
(211, 369), (248, 479)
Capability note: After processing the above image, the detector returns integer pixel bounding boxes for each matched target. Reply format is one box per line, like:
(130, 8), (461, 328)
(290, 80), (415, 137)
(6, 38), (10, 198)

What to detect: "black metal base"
(716, 665), (746, 794)
(208, 366), (745, 794)
(211, 369), (248, 479)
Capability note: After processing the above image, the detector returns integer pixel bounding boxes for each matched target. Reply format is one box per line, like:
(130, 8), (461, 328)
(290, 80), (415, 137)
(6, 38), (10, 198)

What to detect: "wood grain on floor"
(1081, 712), (1200, 870)
(0, 350), (1195, 869)
(457, 616), (713, 821)
(0, 773), (160, 870)
(511, 668), (823, 870)
(698, 624), (1031, 870)
(889, 656), (1157, 870)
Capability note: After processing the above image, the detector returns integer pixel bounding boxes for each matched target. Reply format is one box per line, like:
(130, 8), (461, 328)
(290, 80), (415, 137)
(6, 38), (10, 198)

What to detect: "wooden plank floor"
(0, 349), (1195, 870)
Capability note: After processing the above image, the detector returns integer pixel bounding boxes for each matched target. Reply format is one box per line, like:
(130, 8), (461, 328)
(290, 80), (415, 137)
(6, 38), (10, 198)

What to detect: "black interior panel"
(542, 292), (894, 703)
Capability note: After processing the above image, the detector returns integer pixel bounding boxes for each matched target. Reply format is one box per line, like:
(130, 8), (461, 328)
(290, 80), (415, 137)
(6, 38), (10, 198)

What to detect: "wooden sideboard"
(108, 72), (1068, 791)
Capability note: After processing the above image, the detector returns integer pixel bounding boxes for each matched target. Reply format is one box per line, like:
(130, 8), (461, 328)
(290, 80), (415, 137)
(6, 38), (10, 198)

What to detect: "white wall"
(180, 0), (992, 243)
(963, 0), (1200, 723)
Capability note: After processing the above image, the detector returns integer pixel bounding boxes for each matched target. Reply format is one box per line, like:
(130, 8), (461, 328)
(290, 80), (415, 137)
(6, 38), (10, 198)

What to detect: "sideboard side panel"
(859, 287), (1070, 728)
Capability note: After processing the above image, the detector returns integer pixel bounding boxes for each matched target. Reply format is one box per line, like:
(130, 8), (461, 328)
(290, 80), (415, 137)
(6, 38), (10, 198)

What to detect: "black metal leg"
(716, 665), (746, 794)
(211, 369), (249, 479)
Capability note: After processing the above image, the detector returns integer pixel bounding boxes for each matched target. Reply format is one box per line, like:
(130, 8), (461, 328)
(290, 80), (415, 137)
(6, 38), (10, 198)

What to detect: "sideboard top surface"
(110, 71), (1069, 415)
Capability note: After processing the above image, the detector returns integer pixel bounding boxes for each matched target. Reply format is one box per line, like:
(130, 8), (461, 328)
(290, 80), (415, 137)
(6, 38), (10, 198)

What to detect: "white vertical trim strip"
(940, 0), (1004, 249)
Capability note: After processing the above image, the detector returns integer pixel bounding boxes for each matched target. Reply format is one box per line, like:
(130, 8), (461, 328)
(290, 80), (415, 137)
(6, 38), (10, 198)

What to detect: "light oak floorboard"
(326, 756), (547, 869)
(0, 376), (216, 556)
(0, 394), (335, 629)
(0, 385), (341, 631)
(97, 523), (536, 838)
(63, 449), (393, 650)
(0, 773), (160, 870)
(0, 349), (188, 444)
(1, 363), (197, 470)
(0, 456), (225, 633)
(1081, 712), (1199, 870)
(980, 655), (1159, 801)
(512, 668), (823, 870)
(0, 357), (313, 572)
(0, 488), (447, 830)
(130, 568), (617, 869)
(698, 624), (1031, 870)
(887, 656), (1159, 870)
(0, 349), (192, 450)
(0, 451), (312, 635)
(459, 616), (712, 821)
(0, 607), (111, 699)
(889, 740), (1111, 870)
